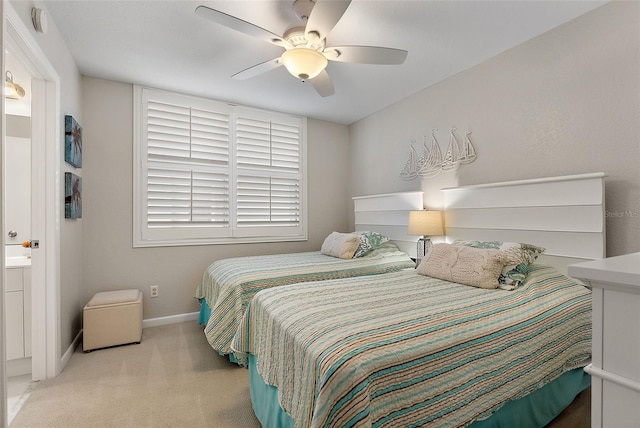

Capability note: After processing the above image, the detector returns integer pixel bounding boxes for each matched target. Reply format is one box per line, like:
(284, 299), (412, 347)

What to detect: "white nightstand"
(568, 253), (640, 428)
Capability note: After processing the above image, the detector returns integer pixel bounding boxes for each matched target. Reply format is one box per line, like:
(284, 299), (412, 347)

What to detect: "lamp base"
(415, 237), (433, 268)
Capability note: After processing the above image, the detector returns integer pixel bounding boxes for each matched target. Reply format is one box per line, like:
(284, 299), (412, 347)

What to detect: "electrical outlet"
(150, 285), (159, 298)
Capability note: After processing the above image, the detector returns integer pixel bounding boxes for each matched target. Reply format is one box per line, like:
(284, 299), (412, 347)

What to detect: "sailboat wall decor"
(420, 130), (444, 178)
(459, 131), (477, 164)
(399, 142), (419, 180)
(400, 128), (477, 180)
(442, 128), (461, 171)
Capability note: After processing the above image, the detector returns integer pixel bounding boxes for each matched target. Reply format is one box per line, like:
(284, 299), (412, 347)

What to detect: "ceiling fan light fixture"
(5, 71), (25, 100)
(280, 48), (328, 81)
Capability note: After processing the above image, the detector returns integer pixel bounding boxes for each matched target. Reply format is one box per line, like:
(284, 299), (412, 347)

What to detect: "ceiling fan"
(195, 0), (408, 97)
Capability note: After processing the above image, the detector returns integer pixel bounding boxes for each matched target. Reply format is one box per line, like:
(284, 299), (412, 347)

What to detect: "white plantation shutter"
(134, 87), (306, 246)
(146, 99), (230, 229)
(236, 118), (301, 171)
(235, 112), (302, 235)
(146, 167), (229, 226)
(236, 175), (300, 227)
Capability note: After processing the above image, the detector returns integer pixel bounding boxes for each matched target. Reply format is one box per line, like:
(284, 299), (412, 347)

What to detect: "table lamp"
(408, 210), (443, 267)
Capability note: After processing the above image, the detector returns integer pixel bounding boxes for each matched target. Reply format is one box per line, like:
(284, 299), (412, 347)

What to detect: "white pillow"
(321, 232), (360, 259)
(452, 240), (546, 290)
(417, 243), (506, 289)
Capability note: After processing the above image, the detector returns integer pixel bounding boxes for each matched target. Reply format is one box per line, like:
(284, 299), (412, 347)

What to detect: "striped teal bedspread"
(233, 265), (591, 428)
(195, 243), (414, 357)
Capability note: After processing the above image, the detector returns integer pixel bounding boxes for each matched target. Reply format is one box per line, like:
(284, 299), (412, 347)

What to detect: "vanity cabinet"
(568, 253), (640, 428)
(5, 266), (31, 360)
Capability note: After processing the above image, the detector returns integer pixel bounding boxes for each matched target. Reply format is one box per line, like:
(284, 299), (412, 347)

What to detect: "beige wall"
(81, 77), (350, 319)
(349, 1), (640, 258)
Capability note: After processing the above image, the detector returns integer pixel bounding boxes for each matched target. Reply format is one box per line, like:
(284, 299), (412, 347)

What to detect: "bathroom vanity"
(5, 257), (31, 374)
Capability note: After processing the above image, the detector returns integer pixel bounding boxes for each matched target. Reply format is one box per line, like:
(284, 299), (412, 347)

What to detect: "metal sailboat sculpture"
(459, 131), (477, 164)
(399, 128), (476, 180)
(442, 128), (461, 171)
(418, 131), (444, 178)
(399, 142), (419, 180)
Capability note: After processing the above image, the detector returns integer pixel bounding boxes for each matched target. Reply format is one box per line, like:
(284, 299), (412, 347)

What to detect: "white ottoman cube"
(83, 289), (143, 352)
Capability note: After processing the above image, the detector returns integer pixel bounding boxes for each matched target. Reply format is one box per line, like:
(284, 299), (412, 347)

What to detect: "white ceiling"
(43, 0), (606, 125)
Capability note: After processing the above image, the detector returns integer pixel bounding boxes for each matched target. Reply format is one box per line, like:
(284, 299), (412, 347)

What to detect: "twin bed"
(235, 265), (591, 427)
(196, 172), (606, 427)
(195, 241), (415, 359)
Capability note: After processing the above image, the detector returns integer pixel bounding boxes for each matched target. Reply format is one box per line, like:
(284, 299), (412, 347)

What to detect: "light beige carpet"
(10, 322), (261, 427)
(11, 320), (590, 428)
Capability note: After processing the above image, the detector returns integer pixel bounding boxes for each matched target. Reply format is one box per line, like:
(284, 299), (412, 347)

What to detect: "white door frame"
(4, 2), (61, 382)
(1, 0), (6, 425)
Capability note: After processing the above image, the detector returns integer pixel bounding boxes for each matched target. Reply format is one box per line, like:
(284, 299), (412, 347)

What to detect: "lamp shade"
(408, 210), (443, 236)
(280, 48), (328, 81)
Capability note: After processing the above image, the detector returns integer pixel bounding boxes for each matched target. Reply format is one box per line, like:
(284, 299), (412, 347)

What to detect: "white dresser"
(568, 253), (640, 428)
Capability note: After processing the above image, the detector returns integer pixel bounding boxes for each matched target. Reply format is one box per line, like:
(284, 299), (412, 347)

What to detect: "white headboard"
(442, 172), (607, 275)
(353, 191), (424, 256)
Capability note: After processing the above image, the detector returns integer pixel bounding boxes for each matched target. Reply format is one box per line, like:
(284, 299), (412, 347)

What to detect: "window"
(133, 86), (306, 247)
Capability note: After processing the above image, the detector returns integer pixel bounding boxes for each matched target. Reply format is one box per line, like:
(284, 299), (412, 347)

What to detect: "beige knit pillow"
(321, 232), (361, 259)
(417, 243), (506, 289)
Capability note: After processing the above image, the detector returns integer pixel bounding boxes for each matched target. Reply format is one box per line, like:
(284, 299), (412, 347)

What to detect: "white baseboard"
(142, 311), (199, 328)
(61, 329), (83, 371)
(7, 357), (31, 377)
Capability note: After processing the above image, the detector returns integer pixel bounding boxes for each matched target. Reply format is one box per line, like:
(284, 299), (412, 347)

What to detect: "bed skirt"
(248, 354), (590, 428)
(198, 298), (211, 325)
(199, 300), (237, 363)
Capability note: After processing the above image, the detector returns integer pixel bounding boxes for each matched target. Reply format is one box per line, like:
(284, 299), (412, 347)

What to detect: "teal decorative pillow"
(452, 240), (545, 290)
(353, 231), (390, 258)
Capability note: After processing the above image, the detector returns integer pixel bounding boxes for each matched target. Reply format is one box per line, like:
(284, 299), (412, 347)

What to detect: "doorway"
(3, 3), (61, 425)
(4, 48), (34, 423)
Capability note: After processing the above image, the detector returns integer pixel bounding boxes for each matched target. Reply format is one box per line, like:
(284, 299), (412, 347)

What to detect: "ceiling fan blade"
(305, 0), (351, 41)
(326, 46), (408, 65)
(232, 58), (282, 80)
(195, 5), (290, 48)
(310, 70), (335, 97)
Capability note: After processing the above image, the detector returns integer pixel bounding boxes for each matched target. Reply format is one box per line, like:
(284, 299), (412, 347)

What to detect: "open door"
(3, 0), (61, 394)
(1, 1), (8, 426)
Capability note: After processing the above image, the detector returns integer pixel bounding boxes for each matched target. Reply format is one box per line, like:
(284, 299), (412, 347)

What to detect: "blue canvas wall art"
(65, 115), (82, 168)
(64, 172), (82, 219)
